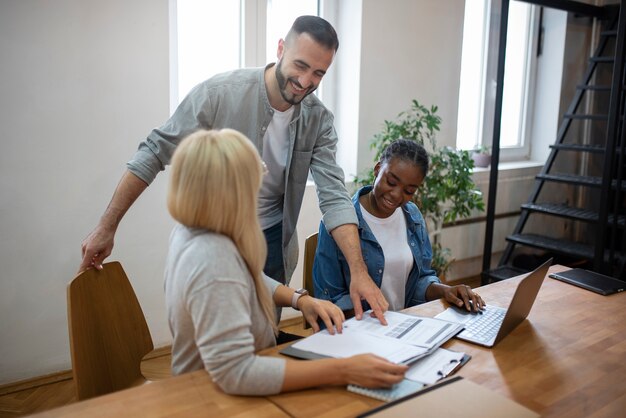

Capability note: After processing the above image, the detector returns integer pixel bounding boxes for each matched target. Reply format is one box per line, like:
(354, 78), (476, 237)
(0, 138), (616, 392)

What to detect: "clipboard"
(347, 349), (471, 402)
(445, 352), (471, 376)
(404, 348), (470, 385)
(280, 344), (469, 376)
(279, 344), (330, 361)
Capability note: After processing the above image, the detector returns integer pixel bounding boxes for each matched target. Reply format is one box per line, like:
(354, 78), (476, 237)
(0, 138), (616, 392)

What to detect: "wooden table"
(32, 265), (626, 417)
(30, 369), (288, 418)
(268, 265), (626, 418)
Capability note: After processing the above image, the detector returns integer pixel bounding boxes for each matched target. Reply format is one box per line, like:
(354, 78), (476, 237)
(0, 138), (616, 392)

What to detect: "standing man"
(79, 16), (388, 323)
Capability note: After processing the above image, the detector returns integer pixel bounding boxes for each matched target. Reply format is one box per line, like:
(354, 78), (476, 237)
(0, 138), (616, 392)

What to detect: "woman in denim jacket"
(313, 139), (484, 313)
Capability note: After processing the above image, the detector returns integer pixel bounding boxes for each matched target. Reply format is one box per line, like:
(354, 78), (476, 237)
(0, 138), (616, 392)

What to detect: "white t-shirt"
(360, 204), (413, 311)
(258, 106), (294, 230)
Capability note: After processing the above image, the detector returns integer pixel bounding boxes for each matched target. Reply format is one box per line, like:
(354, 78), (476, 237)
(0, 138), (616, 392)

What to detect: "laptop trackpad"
(435, 304), (488, 324)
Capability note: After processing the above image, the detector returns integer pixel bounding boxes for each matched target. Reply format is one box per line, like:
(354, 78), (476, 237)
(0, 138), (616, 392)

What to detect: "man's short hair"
(287, 15), (339, 51)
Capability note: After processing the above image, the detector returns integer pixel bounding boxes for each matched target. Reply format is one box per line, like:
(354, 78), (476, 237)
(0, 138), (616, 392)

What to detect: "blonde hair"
(168, 129), (276, 332)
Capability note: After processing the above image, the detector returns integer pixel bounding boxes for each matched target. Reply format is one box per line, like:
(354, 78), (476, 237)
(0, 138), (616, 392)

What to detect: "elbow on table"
(213, 376), (281, 396)
(210, 369), (251, 395)
(210, 366), (281, 396)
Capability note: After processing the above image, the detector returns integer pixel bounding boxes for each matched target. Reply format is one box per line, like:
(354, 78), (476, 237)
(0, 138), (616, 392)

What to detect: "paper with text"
(291, 330), (427, 363)
(405, 348), (465, 384)
(345, 310), (461, 349)
(291, 310), (462, 364)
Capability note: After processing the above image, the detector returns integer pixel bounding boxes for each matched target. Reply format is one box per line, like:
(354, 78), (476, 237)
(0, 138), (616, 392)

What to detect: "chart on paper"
(344, 310), (461, 349)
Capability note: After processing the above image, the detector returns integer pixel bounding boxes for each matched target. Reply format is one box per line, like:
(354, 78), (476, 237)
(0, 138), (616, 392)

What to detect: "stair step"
(521, 203), (597, 221)
(523, 203), (626, 225)
(600, 30), (617, 37)
(536, 173), (602, 187)
(576, 84), (611, 91)
(564, 113), (608, 120)
(482, 265), (530, 283)
(520, 203), (626, 227)
(506, 234), (594, 260)
(550, 144), (605, 153)
(589, 56), (615, 63)
(536, 173), (626, 190)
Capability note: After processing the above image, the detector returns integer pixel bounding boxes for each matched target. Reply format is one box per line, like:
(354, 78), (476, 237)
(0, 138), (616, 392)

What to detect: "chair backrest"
(303, 232), (318, 297)
(301, 232), (318, 329)
(67, 261), (154, 400)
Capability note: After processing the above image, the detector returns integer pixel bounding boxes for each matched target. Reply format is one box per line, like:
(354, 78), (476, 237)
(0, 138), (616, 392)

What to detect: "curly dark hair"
(380, 139), (429, 176)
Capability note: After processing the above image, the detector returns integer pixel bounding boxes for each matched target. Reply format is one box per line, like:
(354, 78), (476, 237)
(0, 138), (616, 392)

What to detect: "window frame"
(171, 0), (323, 110)
(457, 0), (542, 161)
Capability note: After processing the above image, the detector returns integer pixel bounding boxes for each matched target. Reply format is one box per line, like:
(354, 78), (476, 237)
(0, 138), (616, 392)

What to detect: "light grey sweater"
(130, 66), (357, 282)
(164, 224), (285, 395)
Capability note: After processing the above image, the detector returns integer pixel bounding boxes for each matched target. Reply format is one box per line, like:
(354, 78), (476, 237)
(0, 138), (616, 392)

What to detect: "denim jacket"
(126, 65), (356, 282)
(313, 186), (440, 310)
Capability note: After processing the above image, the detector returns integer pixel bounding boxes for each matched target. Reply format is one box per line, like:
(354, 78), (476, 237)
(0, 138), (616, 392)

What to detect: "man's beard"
(275, 60), (317, 106)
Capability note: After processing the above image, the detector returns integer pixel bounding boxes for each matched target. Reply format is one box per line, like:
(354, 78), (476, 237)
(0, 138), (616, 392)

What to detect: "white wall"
(356, 0), (465, 173)
(0, 0), (571, 384)
(0, 0), (172, 384)
(0, 0), (469, 384)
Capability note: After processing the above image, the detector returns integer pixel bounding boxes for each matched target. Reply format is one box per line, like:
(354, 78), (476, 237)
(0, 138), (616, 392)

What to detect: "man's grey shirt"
(127, 65), (357, 281)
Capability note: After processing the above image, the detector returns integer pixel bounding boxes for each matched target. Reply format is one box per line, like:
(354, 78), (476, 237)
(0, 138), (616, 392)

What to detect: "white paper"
(291, 310), (462, 364)
(405, 348), (465, 384)
(291, 328), (427, 363)
(345, 310), (462, 349)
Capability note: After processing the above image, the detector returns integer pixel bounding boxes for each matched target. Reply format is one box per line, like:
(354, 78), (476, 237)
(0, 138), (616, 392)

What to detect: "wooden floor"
(0, 275), (479, 417)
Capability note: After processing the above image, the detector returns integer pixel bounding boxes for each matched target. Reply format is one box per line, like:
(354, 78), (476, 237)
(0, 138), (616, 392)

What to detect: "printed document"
(291, 310), (462, 364)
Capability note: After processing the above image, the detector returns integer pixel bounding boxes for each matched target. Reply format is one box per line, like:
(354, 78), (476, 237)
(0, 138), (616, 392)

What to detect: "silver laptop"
(435, 258), (552, 347)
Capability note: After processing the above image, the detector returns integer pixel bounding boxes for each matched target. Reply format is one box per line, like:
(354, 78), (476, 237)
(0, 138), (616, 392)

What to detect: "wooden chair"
(67, 261), (154, 400)
(302, 232), (318, 328)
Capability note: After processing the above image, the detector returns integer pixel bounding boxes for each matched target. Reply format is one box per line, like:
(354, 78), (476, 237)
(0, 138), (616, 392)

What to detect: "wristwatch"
(291, 288), (309, 310)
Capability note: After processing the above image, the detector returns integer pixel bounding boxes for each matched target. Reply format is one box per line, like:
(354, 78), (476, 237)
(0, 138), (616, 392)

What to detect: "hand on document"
(340, 354), (408, 388)
(349, 270), (389, 325)
(299, 297), (346, 334)
(291, 311), (463, 365)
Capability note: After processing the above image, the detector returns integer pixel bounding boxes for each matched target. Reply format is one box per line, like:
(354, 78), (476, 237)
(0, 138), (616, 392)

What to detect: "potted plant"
(354, 100), (485, 278)
(471, 145), (491, 168)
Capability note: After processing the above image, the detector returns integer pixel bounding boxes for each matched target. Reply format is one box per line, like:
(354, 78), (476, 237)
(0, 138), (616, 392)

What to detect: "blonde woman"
(164, 129), (407, 395)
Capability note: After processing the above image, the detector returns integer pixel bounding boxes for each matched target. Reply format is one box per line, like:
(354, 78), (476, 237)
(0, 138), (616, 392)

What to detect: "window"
(171, 0), (319, 111)
(457, 0), (540, 160)
(456, 0), (490, 152)
(265, 0), (318, 64)
(172, 0), (241, 109)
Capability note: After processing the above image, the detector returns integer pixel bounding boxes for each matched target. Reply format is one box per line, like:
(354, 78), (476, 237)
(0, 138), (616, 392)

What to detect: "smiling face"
(369, 158), (426, 218)
(270, 33), (335, 110)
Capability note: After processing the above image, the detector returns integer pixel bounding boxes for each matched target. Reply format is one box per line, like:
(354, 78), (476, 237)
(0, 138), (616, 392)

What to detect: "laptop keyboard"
(461, 307), (506, 344)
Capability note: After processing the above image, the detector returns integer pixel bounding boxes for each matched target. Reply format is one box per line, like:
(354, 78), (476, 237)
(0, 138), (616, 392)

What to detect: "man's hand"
(299, 296), (345, 334)
(77, 171), (148, 274)
(79, 224), (115, 273)
(329, 224), (389, 325)
(349, 270), (389, 325)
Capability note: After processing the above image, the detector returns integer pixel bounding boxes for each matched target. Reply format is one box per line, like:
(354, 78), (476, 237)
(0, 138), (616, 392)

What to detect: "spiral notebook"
(348, 379), (425, 402)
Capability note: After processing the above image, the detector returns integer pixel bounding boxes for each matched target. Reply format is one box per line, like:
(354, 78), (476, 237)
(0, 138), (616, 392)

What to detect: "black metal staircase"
(482, 0), (626, 283)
